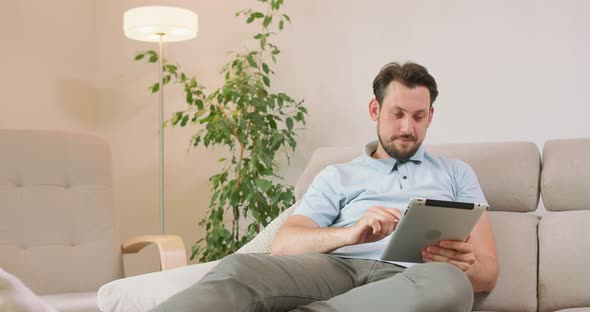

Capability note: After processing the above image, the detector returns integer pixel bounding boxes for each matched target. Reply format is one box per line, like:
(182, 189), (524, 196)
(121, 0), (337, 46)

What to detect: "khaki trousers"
(151, 253), (474, 312)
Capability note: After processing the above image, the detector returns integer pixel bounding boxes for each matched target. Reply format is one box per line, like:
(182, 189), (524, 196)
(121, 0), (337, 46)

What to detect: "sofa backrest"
(541, 138), (590, 211)
(538, 138), (590, 312)
(295, 141), (541, 212)
(0, 130), (124, 295)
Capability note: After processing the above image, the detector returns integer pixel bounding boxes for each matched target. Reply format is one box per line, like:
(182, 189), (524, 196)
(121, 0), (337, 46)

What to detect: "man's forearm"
(271, 225), (351, 256)
(467, 255), (498, 292)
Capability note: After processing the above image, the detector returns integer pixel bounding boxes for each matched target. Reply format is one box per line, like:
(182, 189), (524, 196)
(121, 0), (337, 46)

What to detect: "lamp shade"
(124, 6), (198, 42)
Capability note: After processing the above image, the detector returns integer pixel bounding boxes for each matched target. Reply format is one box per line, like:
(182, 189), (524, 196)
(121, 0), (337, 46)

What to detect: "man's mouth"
(395, 137), (416, 143)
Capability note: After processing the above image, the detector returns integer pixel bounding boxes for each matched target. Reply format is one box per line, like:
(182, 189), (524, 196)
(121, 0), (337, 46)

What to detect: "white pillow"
(0, 269), (57, 312)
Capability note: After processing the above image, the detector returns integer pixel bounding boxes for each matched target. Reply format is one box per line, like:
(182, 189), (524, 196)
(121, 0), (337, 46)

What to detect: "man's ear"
(369, 99), (380, 121)
(427, 106), (434, 128)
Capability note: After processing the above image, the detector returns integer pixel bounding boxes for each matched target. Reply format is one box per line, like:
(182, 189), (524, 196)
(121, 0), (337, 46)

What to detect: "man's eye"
(414, 115), (425, 121)
(394, 113), (404, 119)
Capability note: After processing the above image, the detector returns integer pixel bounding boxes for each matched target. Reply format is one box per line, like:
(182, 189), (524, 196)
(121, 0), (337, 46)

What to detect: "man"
(153, 62), (498, 312)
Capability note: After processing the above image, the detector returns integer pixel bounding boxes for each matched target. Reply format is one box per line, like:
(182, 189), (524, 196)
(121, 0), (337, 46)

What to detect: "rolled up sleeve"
(292, 166), (344, 228)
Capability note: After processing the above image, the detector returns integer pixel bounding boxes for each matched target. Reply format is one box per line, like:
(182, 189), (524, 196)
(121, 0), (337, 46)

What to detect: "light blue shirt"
(292, 141), (487, 263)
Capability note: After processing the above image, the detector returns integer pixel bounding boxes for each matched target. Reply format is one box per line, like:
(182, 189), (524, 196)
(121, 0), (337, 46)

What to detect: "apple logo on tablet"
(425, 229), (442, 244)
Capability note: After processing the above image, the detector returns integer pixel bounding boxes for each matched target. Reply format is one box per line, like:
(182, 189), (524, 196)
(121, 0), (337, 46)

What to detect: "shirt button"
(403, 176), (408, 180)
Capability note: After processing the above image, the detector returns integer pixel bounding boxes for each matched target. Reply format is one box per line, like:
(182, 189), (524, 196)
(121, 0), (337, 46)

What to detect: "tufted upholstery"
(0, 129), (124, 311)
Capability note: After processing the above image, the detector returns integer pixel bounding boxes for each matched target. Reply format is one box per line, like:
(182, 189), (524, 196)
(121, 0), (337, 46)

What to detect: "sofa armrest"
(122, 235), (187, 271)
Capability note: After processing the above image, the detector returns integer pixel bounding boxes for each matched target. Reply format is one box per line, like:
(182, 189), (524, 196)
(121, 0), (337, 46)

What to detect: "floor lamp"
(123, 6), (198, 234)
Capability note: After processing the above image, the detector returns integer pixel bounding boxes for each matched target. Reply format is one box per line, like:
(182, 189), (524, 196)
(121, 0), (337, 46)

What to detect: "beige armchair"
(0, 129), (187, 312)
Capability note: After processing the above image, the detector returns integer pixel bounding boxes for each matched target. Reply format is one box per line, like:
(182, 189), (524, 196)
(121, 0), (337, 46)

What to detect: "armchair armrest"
(121, 235), (188, 271)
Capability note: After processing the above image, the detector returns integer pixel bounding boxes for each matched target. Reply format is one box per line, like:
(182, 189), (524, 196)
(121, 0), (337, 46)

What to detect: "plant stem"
(233, 141), (246, 242)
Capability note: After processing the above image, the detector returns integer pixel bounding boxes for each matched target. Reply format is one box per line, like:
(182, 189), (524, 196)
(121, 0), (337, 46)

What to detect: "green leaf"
(262, 63), (270, 74)
(260, 36), (267, 49)
(286, 117), (293, 130)
(134, 53), (145, 61)
(253, 12), (264, 18)
(149, 54), (158, 63)
(150, 83), (159, 93)
(246, 15), (255, 23)
(282, 14), (291, 22)
(246, 55), (257, 68)
(181, 115), (189, 126)
(171, 112), (183, 125)
(272, 49), (280, 55)
(262, 75), (270, 87)
(195, 99), (204, 110)
(279, 20), (284, 30)
(263, 16), (272, 28)
(296, 111), (304, 121)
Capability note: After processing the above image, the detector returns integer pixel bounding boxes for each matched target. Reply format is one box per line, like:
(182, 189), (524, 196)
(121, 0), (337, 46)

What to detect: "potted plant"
(134, 0), (307, 262)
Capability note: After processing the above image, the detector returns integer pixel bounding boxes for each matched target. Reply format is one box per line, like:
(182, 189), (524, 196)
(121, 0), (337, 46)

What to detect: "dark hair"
(372, 62), (438, 107)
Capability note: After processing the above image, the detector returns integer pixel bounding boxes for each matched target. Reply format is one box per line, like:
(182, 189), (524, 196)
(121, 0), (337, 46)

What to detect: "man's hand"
(347, 206), (402, 245)
(421, 238), (477, 272)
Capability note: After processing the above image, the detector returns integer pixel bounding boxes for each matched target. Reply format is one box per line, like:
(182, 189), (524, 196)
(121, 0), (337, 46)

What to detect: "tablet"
(380, 198), (488, 263)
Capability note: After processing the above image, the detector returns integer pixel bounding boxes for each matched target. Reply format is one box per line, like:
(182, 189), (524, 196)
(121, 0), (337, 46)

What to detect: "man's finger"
(423, 254), (470, 272)
(425, 246), (476, 264)
(371, 207), (400, 222)
(439, 240), (473, 253)
(370, 206), (402, 221)
(426, 246), (460, 260)
(384, 208), (402, 220)
(368, 218), (382, 235)
(382, 222), (393, 236)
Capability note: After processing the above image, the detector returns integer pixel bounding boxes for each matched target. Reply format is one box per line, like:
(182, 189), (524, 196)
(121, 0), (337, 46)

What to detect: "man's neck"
(371, 145), (391, 160)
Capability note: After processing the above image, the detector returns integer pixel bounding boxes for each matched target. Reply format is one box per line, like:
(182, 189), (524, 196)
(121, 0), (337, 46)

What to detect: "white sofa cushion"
(538, 211), (590, 312)
(42, 292), (98, 312)
(97, 261), (220, 312)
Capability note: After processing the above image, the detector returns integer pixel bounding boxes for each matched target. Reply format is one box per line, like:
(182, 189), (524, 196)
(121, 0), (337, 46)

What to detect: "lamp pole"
(158, 34), (165, 235)
(123, 5), (198, 236)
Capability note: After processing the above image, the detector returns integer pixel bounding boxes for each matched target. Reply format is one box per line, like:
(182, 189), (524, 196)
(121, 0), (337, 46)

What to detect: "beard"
(377, 122), (421, 161)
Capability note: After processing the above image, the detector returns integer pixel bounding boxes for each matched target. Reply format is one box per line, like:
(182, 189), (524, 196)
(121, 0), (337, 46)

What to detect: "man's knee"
(404, 263), (474, 312)
(204, 253), (264, 283)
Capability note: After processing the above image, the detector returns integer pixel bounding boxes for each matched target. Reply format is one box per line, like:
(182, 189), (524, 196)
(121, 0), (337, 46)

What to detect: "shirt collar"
(362, 140), (425, 174)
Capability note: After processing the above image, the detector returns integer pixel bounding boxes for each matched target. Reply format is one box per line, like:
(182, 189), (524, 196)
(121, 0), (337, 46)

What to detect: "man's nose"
(400, 117), (414, 134)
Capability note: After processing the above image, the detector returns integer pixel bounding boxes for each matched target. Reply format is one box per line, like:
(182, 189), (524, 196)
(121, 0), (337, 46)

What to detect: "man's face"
(369, 81), (434, 160)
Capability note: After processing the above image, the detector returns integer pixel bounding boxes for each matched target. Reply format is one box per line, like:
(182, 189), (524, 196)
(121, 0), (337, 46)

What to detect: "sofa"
(97, 139), (590, 312)
(0, 129), (187, 312)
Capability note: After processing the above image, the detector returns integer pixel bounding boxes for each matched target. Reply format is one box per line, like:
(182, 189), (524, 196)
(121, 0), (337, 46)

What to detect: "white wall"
(0, 0), (97, 131)
(2, 0), (589, 274)
(273, 0), (590, 184)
